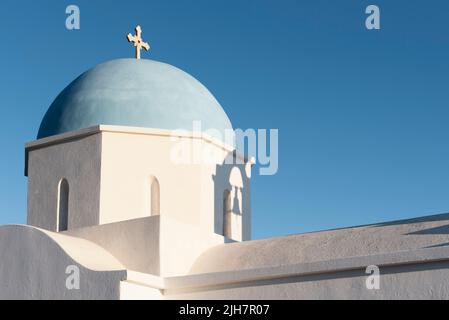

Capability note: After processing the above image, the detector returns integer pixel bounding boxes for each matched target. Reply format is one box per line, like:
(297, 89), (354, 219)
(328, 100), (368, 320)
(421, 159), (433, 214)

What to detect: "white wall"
(25, 126), (253, 279)
(0, 225), (125, 299)
(27, 133), (102, 231)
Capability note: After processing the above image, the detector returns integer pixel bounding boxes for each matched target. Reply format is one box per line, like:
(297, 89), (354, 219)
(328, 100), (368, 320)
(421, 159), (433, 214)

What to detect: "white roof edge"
(25, 125), (248, 162)
(125, 246), (449, 291)
(125, 270), (166, 289)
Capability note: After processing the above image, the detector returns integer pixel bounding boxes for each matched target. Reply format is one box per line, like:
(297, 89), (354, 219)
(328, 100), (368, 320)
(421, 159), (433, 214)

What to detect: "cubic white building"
(1, 58), (449, 299)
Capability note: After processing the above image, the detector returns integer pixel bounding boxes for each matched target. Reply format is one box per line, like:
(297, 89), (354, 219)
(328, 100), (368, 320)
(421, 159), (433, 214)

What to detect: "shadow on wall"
(407, 224), (449, 236)
(212, 151), (251, 242)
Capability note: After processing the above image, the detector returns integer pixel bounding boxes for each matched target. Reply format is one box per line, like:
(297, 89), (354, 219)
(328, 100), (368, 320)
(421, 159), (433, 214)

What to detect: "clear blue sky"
(1, 0), (449, 239)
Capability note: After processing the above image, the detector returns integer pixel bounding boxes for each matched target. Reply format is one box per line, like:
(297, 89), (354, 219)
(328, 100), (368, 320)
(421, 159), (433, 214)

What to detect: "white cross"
(127, 25), (150, 59)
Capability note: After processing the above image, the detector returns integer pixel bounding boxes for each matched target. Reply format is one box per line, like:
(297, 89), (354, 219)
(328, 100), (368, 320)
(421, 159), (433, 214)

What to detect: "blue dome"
(37, 59), (233, 142)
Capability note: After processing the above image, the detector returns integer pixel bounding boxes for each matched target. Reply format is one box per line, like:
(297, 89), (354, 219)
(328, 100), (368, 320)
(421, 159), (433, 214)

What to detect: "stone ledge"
(125, 246), (449, 292)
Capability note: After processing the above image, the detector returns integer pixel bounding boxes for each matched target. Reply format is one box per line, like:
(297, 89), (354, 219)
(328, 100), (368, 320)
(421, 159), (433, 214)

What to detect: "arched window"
(57, 178), (69, 231)
(229, 167), (243, 215)
(223, 167), (244, 240)
(148, 176), (160, 216)
(223, 189), (232, 238)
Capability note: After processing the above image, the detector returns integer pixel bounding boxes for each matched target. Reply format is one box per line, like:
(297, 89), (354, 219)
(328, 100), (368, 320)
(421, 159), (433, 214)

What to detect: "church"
(1, 26), (449, 300)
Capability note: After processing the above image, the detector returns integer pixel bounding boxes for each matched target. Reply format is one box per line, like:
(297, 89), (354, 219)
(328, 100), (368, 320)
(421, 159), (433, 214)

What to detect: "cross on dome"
(127, 25), (150, 59)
